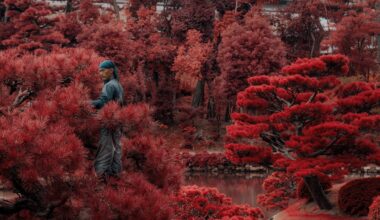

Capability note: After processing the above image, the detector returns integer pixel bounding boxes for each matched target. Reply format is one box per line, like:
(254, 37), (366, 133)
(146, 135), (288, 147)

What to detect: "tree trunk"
(112, 0), (120, 20)
(303, 175), (332, 210)
(191, 79), (205, 107)
(65, 0), (73, 14)
(224, 101), (231, 122)
(206, 97), (216, 119)
(376, 2), (380, 64)
(2, 5), (8, 23)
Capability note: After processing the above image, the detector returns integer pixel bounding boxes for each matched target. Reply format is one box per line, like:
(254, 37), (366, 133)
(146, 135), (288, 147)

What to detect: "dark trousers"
(94, 128), (122, 177)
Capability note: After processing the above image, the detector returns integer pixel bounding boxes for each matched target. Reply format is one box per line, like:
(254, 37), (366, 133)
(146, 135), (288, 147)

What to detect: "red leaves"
(226, 52), (379, 212)
(337, 89), (380, 113)
(2, 0), (68, 51)
(0, 106), (87, 206)
(323, 8), (380, 79)
(270, 74), (320, 91)
(231, 113), (269, 124)
(181, 151), (228, 168)
(369, 196), (380, 220)
(174, 185), (263, 220)
(319, 54), (350, 76)
(282, 57), (326, 76)
(336, 81), (375, 98)
(225, 143), (272, 165)
(169, 0), (215, 41)
(0, 48), (102, 104)
(227, 123), (269, 139)
(257, 172), (292, 210)
(339, 177), (380, 216)
(89, 173), (173, 220)
(217, 12), (285, 101)
(174, 186), (231, 219)
(286, 122), (359, 155)
(97, 102), (153, 134)
(282, 54), (349, 77)
(172, 29), (212, 91)
(270, 102), (333, 127)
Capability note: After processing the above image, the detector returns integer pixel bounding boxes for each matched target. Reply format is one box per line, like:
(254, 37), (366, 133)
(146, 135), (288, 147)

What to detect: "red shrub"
(173, 185), (264, 220)
(339, 177), (380, 216)
(369, 196), (380, 220)
(181, 151), (229, 168)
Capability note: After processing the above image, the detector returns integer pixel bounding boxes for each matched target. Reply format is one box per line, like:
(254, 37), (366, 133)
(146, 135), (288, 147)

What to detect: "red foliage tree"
(0, 48), (182, 219)
(225, 54), (380, 210)
(128, 0), (158, 17)
(322, 7), (380, 80)
(217, 9), (286, 120)
(172, 29), (213, 107)
(55, 0), (102, 46)
(0, 0), (68, 52)
(158, 0), (215, 42)
(124, 7), (178, 124)
(273, 0), (339, 59)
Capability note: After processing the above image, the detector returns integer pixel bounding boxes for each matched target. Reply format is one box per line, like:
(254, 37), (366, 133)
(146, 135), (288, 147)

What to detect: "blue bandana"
(99, 60), (119, 80)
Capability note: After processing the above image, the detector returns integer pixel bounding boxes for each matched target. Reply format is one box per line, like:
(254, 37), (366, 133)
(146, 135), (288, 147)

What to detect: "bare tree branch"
(307, 91), (318, 103)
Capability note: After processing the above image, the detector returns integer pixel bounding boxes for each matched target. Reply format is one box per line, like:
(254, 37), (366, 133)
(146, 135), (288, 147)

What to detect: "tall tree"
(217, 9), (286, 121)
(274, 0), (333, 60)
(172, 29), (213, 107)
(323, 7), (380, 81)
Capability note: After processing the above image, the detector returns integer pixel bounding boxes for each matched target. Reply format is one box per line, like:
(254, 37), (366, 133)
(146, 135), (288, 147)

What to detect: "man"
(91, 60), (124, 181)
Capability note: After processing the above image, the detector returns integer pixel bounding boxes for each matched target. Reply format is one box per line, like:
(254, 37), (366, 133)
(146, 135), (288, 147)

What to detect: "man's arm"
(91, 83), (115, 109)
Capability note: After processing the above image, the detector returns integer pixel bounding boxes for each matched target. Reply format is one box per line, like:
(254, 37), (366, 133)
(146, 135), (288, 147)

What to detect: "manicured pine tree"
(225, 54), (380, 210)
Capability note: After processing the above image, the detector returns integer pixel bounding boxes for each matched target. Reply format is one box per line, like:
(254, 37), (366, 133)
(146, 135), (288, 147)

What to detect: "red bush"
(181, 151), (229, 168)
(369, 196), (380, 220)
(339, 177), (380, 216)
(173, 185), (264, 220)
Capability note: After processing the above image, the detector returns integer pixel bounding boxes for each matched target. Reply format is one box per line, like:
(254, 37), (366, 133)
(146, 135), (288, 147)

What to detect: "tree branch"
(260, 132), (295, 160)
(273, 92), (292, 107)
(36, 195), (69, 218)
(12, 89), (33, 108)
(0, 198), (35, 215)
(307, 91), (318, 103)
(306, 134), (343, 158)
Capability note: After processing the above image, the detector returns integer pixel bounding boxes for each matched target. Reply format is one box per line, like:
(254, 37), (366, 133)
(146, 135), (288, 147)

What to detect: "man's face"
(99, 68), (113, 81)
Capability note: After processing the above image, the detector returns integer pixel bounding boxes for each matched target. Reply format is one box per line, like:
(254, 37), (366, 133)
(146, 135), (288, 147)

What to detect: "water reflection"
(185, 172), (267, 207)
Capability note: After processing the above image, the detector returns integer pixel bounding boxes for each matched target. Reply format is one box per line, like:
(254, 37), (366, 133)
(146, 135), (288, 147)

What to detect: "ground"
(272, 182), (368, 220)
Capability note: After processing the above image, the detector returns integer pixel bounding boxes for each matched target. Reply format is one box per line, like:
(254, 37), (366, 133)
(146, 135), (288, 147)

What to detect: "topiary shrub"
(339, 177), (380, 216)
